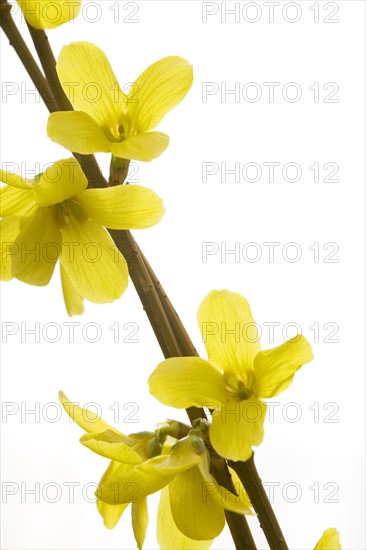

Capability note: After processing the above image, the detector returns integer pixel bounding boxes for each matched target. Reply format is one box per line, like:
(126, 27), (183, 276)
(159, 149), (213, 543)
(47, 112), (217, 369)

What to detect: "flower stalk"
(109, 156), (131, 187)
(230, 456), (289, 550)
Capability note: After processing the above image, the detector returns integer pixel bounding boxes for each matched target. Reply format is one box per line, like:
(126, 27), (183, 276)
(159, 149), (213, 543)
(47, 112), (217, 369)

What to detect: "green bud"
(146, 437), (163, 458)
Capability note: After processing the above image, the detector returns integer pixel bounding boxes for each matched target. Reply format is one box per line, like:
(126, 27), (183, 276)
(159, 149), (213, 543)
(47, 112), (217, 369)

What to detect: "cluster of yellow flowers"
(59, 387), (340, 550)
(1, 40), (192, 314)
(1, 1), (342, 549)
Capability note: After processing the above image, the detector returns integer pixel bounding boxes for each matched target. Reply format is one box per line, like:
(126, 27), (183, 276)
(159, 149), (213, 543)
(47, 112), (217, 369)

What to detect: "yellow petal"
(47, 112), (112, 155)
(99, 438), (202, 505)
(131, 498), (148, 550)
(209, 398), (266, 462)
(0, 217), (22, 281)
(254, 336), (314, 398)
(33, 158), (87, 207)
(127, 56), (193, 133)
(169, 466), (225, 540)
(0, 170), (32, 189)
(99, 462), (174, 505)
(157, 487), (213, 550)
(314, 528), (341, 550)
(12, 208), (61, 286)
(59, 212), (128, 303)
(198, 290), (261, 379)
(148, 357), (227, 409)
(0, 186), (36, 216)
(80, 430), (142, 464)
(60, 264), (84, 316)
(75, 185), (164, 230)
(110, 131), (169, 162)
(57, 42), (124, 126)
(228, 467), (252, 511)
(97, 461), (129, 529)
(59, 391), (118, 434)
(198, 458), (253, 516)
(16, 0), (81, 30)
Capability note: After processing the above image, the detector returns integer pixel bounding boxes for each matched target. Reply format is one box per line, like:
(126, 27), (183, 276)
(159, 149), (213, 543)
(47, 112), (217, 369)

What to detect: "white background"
(1, 1), (365, 549)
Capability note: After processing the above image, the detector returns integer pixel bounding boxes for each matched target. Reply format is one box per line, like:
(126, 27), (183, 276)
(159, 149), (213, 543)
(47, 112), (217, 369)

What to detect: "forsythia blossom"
(0, 159), (164, 315)
(16, 0), (81, 30)
(47, 42), (193, 161)
(59, 392), (252, 549)
(314, 528), (341, 549)
(149, 290), (314, 462)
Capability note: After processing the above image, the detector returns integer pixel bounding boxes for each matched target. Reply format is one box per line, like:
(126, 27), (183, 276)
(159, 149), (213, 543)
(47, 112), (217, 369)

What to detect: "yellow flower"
(149, 290), (314, 462)
(314, 528), (341, 549)
(59, 391), (149, 548)
(47, 42), (193, 161)
(16, 0), (81, 30)
(59, 393), (251, 548)
(0, 159), (164, 315)
(98, 431), (252, 541)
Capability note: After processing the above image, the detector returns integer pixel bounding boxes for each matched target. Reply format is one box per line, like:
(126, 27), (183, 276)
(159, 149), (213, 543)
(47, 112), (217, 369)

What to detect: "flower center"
(55, 200), (84, 227)
(59, 200), (72, 216)
(224, 373), (253, 402)
(236, 380), (252, 400)
(105, 118), (130, 143)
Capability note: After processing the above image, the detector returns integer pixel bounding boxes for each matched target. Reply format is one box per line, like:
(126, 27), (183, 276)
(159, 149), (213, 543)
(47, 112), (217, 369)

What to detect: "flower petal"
(0, 217), (22, 281)
(57, 42), (124, 126)
(12, 208), (61, 286)
(169, 466), (225, 540)
(80, 430), (142, 464)
(254, 336), (314, 398)
(0, 186), (36, 216)
(314, 528), (341, 550)
(127, 56), (193, 133)
(99, 440), (202, 504)
(59, 213), (128, 303)
(96, 460), (129, 529)
(131, 498), (148, 550)
(111, 433), (155, 462)
(110, 132), (169, 162)
(59, 391), (118, 434)
(209, 398), (266, 462)
(16, 0), (81, 30)
(75, 185), (164, 230)
(157, 487), (213, 550)
(228, 467), (252, 511)
(198, 458), (253, 516)
(47, 112), (112, 155)
(148, 357), (227, 410)
(99, 462), (174, 505)
(0, 170), (32, 189)
(198, 290), (261, 379)
(60, 264), (84, 316)
(33, 159), (87, 207)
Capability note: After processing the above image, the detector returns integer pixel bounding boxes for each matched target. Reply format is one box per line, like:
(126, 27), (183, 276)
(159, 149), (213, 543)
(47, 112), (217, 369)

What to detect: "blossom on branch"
(0, 158), (164, 315)
(59, 392), (252, 548)
(47, 42), (193, 161)
(314, 528), (341, 549)
(149, 290), (314, 462)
